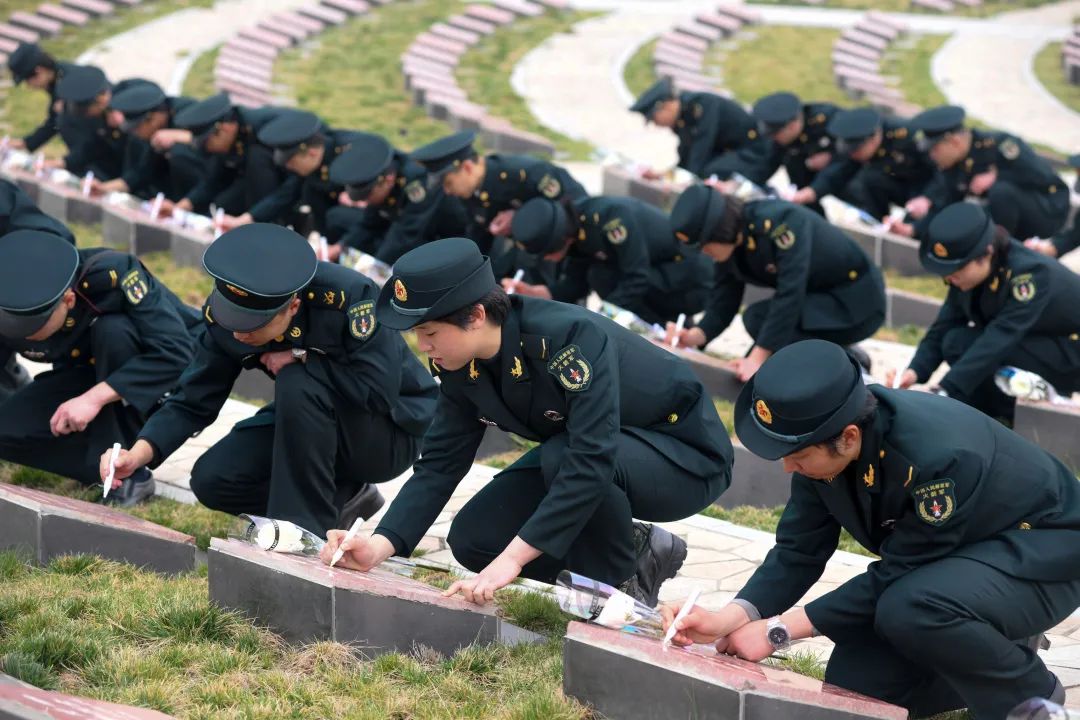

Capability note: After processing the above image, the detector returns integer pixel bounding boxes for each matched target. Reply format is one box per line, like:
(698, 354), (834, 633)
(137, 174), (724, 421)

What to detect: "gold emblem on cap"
(932, 242), (948, 258)
(675, 231), (689, 243)
(394, 278), (408, 303)
(226, 284), (249, 297)
(755, 399), (773, 425)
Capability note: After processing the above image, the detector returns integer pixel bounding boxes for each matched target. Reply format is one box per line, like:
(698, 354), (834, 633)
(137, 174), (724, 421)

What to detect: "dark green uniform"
(1051, 221), (1080, 258)
(56, 73), (141, 181)
(334, 150), (468, 264)
(21, 61), (76, 153)
(0, 179), (74, 243)
(471, 154), (586, 231)
(766, 102), (840, 192)
(909, 240), (1080, 419)
(921, 130), (1069, 240)
(136, 260), (437, 537)
(0, 247), (198, 485)
(736, 385), (1080, 718)
(813, 118), (936, 219)
(119, 96), (206, 201)
(375, 295), (733, 587)
(697, 199), (886, 348)
(674, 92), (773, 184)
(549, 196), (713, 325)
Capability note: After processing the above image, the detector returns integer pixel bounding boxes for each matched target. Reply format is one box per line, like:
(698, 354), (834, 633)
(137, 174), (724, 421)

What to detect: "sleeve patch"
(771, 223), (795, 250)
(1000, 138), (1020, 160)
(120, 268), (149, 305)
(405, 179), (426, 204)
(912, 479), (956, 526)
(547, 343), (592, 392)
(537, 173), (561, 199)
(1011, 273), (1036, 303)
(603, 218), (628, 245)
(347, 300), (377, 341)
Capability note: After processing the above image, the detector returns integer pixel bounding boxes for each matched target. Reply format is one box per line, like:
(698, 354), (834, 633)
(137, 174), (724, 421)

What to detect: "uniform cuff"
(372, 527), (409, 557)
(730, 598), (761, 622)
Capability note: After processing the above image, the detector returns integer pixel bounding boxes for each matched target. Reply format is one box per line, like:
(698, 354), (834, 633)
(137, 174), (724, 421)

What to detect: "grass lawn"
(1033, 42), (1080, 115)
(623, 39), (657, 99)
(180, 46), (220, 100)
(881, 34), (949, 111)
(721, 26), (852, 107)
(455, 9), (598, 160)
(885, 269), (949, 300)
(873, 324), (925, 347)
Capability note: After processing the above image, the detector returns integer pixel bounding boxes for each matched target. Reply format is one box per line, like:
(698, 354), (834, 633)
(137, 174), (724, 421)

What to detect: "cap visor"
(0, 307), (55, 340)
(273, 148), (299, 167)
(919, 254), (967, 276)
(208, 289), (284, 333)
(346, 184), (375, 202)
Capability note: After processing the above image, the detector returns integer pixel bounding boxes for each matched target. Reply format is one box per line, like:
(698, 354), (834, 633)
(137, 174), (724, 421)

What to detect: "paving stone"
(464, 4), (515, 26)
(563, 623), (906, 720)
(0, 673), (176, 718)
(61, 0), (114, 17)
(238, 27), (293, 49)
(297, 4), (348, 25)
(428, 21), (480, 45)
(37, 3), (91, 26)
(0, 483), (197, 574)
(447, 14), (495, 35)
(9, 11), (64, 36)
(0, 23), (40, 45)
(321, 0), (369, 15)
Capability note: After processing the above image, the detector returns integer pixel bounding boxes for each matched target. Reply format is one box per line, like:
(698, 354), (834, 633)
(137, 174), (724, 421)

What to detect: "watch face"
(768, 626), (789, 647)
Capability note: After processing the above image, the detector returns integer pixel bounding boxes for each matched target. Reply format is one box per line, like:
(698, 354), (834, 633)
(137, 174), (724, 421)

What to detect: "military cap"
(827, 108), (881, 154)
(629, 77), (676, 119)
(257, 109), (325, 166)
(203, 224), (318, 333)
(56, 65), (109, 105)
(510, 198), (567, 255)
(670, 184), (728, 246)
(376, 237), (497, 331)
(912, 105), (965, 151)
(110, 82), (168, 132)
(920, 202), (994, 275)
(410, 131), (478, 179)
(173, 92), (235, 146)
(0, 230), (80, 339)
(735, 339), (868, 460)
(329, 133), (395, 201)
(752, 92), (801, 135)
(7, 43), (48, 85)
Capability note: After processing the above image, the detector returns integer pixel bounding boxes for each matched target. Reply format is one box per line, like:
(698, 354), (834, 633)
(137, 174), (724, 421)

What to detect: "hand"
(7, 138), (26, 150)
(443, 555), (522, 605)
(92, 178), (127, 195)
(49, 394), (105, 436)
(703, 176), (737, 194)
(665, 323), (706, 349)
(660, 601), (749, 647)
(220, 213), (253, 231)
(150, 128), (191, 152)
(639, 167), (664, 181)
(1024, 238), (1059, 258)
(488, 209), (515, 237)
(790, 187), (817, 205)
(98, 440), (153, 489)
(904, 196), (932, 219)
(805, 152), (832, 172)
(326, 243), (342, 262)
(731, 347), (771, 383)
(156, 198), (176, 218)
(320, 531), (395, 572)
(502, 280), (551, 299)
(41, 157), (65, 170)
(337, 192), (359, 207)
(260, 350), (297, 376)
(884, 368), (917, 389)
(720, 619), (775, 662)
(969, 167), (997, 196)
(884, 217), (915, 237)
(500, 275), (523, 295)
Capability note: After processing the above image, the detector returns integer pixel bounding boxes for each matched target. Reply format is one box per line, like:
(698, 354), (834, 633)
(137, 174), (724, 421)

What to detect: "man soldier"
(889, 105), (1069, 241)
(100, 224), (438, 537)
(0, 179), (75, 243)
(663, 339), (1080, 718)
(0, 231), (199, 506)
(326, 132), (468, 264)
(52, 66), (134, 181)
(630, 77), (774, 185)
(320, 238), (734, 607)
(505, 194), (713, 326)
(1025, 153), (1080, 260)
(5, 43), (73, 154)
(667, 184), (885, 381)
(163, 92), (288, 216)
(888, 202), (1080, 424)
(795, 108), (936, 221)
(93, 81), (206, 201)
(218, 110), (357, 238)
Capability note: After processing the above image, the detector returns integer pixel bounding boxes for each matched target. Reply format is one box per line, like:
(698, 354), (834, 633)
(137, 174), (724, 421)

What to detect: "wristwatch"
(766, 616), (791, 652)
(291, 348), (308, 364)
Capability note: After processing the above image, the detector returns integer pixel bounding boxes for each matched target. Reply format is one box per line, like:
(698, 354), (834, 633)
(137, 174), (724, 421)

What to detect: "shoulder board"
(75, 249), (129, 297)
(881, 440), (920, 490)
(520, 333), (551, 361)
(303, 282), (349, 311)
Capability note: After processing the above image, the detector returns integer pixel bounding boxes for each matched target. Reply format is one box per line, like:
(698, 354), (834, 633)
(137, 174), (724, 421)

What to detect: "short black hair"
(434, 288), (511, 329)
(709, 195), (745, 245)
(819, 392), (879, 456)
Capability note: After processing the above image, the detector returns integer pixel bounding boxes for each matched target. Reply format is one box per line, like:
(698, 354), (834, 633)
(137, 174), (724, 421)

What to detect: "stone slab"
(563, 623), (907, 720)
(0, 673), (175, 719)
(718, 445), (792, 509)
(887, 288), (940, 329)
(36, 3), (90, 26)
(297, 4), (348, 25)
(36, 182), (101, 225)
(9, 12), (63, 37)
(671, 347), (742, 403)
(60, 0), (113, 17)
(1014, 401), (1080, 470)
(169, 225), (212, 268)
(0, 23), (40, 45)
(0, 483), (197, 574)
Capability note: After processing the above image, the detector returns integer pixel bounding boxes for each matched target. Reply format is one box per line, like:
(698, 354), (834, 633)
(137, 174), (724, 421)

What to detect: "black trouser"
(189, 364), (420, 537)
(742, 293), (885, 350)
(702, 141), (776, 186)
(823, 557), (1080, 719)
(849, 169), (929, 220)
(589, 255), (714, 326)
(985, 181), (1070, 240)
(446, 431), (726, 586)
(0, 316), (147, 484)
(198, 146), (286, 216)
(942, 325), (1080, 422)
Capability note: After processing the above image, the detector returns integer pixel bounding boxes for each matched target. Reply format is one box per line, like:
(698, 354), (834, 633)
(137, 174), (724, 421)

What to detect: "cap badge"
(394, 278), (408, 303)
(755, 399), (773, 425)
(675, 231), (689, 243)
(932, 242), (948, 258)
(226, 284), (249, 297)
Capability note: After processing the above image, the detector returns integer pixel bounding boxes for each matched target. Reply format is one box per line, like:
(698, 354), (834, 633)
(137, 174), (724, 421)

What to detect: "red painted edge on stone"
(0, 677), (175, 719)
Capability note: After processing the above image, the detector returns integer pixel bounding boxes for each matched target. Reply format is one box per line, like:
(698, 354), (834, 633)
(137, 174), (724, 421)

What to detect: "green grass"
(714, 398), (735, 432)
(885, 269), (949, 300)
(181, 46), (220, 100)
(702, 504), (878, 558)
(1034, 42), (1080, 115)
(721, 26), (852, 107)
(881, 34), (949, 111)
(623, 39), (658, 99)
(873, 324), (925, 347)
(456, 9), (597, 160)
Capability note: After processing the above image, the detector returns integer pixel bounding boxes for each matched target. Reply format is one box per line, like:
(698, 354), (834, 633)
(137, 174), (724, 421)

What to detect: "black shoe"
(104, 468), (155, 508)
(337, 483), (385, 530)
(617, 574), (650, 606)
(632, 522), (687, 608)
(845, 345), (872, 375)
(1023, 633), (1051, 652)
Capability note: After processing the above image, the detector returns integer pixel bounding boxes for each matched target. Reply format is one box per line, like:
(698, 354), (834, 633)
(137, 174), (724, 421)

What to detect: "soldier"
(505, 194), (713, 326)
(889, 105), (1069, 241)
(99, 224), (438, 537)
(5, 43), (72, 154)
(218, 110), (356, 238)
(888, 202), (1080, 423)
(667, 184), (885, 381)
(326, 132), (468, 264)
(630, 77), (773, 185)
(164, 92), (288, 216)
(0, 230), (199, 506)
(320, 238), (734, 607)
(1025, 154), (1080, 260)
(52, 65), (133, 181)
(93, 81), (206, 201)
(0, 179), (75, 243)
(662, 339), (1080, 718)
(795, 108), (936, 221)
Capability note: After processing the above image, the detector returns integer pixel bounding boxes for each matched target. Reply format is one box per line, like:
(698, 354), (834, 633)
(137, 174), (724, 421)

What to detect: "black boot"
(336, 483), (385, 530)
(631, 522), (687, 608)
(104, 468), (155, 508)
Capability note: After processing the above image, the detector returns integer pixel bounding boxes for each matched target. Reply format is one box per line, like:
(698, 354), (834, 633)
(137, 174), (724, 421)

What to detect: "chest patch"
(913, 479), (956, 526)
(547, 344), (592, 392)
(347, 301), (376, 341)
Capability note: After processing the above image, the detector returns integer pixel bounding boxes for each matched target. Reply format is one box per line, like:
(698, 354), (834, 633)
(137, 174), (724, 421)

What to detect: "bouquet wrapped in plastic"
(595, 302), (665, 340)
(340, 247), (392, 287)
(234, 514), (326, 556)
(555, 571), (665, 638)
(1008, 698), (1080, 720)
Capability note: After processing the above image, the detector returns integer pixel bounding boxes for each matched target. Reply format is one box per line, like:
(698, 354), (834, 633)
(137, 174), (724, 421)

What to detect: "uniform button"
(1019, 522), (1032, 530)
(667, 413), (678, 423)
(89, 358), (95, 365)
(849, 270), (857, 280)
(879, 449), (885, 458)
(82, 281), (89, 289)
(307, 292), (315, 300)
(1071, 333), (1079, 341)
(71, 349), (80, 358)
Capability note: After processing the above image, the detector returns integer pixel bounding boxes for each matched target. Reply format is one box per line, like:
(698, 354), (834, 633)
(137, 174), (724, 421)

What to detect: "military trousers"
(0, 315), (148, 484)
(742, 290), (885, 350)
(849, 169), (931, 220)
(983, 181), (1069, 241)
(700, 137), (776, 186)
(589, 257), (713, 326)
(446, 431), (726, 587)
(822, 556), (1080, 719)
(188, 363), (420, 538)
(199, 146), (285, 216)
